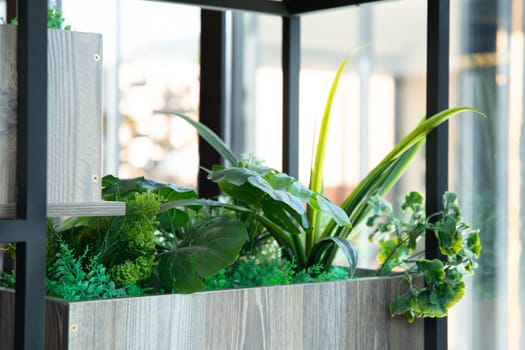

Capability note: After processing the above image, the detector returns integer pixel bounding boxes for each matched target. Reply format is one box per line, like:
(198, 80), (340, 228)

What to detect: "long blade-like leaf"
(308, 237), (358, 277)
(309, 45), (370, 196)
(317, 107), (484, 267)
(155, 110), (239, 166)
(307, 47), (367, 250)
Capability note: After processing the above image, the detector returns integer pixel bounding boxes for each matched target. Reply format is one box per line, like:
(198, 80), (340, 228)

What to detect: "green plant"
(98, 175), (248, 294)
(367, 191), (481, 322)
(159, 108), (479, 272)
(155, 52), (483, 321)
(204, 257), (349, 291)
(46, 242), (128, 301)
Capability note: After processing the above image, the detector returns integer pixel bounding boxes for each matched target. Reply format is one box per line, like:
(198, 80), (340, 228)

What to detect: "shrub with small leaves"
(367, 191), (481, 322)
(46, 242), (127, 301)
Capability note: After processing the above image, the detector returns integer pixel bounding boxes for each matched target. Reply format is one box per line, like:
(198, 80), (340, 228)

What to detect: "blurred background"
(1, 1), (522, 348)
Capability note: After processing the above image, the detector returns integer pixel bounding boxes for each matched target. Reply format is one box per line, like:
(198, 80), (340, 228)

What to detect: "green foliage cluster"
(204, 257), (349, 291)
(46, 242), (127, 301)
(161, 63), (482, 287)
(0, 271), (15, 289)
(367, 191), (481, 322)
(0, 176), (248, 300)
(99, 176), (248, 294)
(58, 192), (160, 288)
(0, 241), (132, 301)
(0, 7), (71, 30)
(154, 58), (482, 322)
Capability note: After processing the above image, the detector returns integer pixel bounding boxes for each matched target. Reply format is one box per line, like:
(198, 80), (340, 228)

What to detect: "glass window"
(0, 1), (5, 20)
(449, 1), (524, 349)
(62, 0), (200, 187)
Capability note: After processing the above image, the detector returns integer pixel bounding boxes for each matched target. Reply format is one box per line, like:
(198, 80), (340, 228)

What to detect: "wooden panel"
(46, 202), (126, 217)
(0, 287), (15, 350)
(0, 276), (424, 349)
(46, 29), (103, 205)
(68, 294), (207, 350)
(0, 26), (17, 209)
(0, 288), (70, 350)
(0, 202), (125, 218)
(0, 25), (124, 218)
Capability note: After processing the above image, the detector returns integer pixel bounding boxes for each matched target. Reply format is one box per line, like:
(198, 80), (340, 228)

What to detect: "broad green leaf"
(467, 231), (482, 257)
(158, 208), (189, 232)
(270, 190), (306, 218)
(261, 200), (303, 235)
(311, 194), (350, 226)
(156, 216), (248, 293)
(157, 110), (239, 166)
(210, 167), (271, 205)
(416, 259), (446, 283)
(288, 181), (315, 202)
(429, 281), (465, 309)
(210, 167), (307, 220)
(443, 191), (461, 217)
(267, 172), (296, 190)
(308, 237), (358, 277)
(414, 289), (447, 318)
(101, 175), (196, 202)
(160, 199), (296, 253)
(401, 191), (424, 211)
(390, 292), (412, 317)
(435, 217), (463, 256)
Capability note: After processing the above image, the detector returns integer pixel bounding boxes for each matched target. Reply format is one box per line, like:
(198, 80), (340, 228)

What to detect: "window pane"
(0, 1), (5, 20)
(449, 1), (523, 349)
(62, 0), (200, 187)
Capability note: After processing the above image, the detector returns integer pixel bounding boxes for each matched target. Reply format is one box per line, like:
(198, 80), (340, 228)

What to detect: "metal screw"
(70, 324), (78, 333)
(93, 54), (101, 61)
(92, 175), (99, 182)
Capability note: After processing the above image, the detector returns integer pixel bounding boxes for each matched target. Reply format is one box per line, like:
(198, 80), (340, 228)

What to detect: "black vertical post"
(6, 0), (16, 22)
(9, 0), (48, 349)
(425, 1), (449, 350)
(199, 9), (225, 198)
(282, 16), (300, 177)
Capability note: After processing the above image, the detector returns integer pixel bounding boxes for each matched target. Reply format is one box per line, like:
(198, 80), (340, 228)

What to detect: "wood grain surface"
(0, 288), (69, 350)
(0, 25), (124, 218)
(0, 275), (423, 350)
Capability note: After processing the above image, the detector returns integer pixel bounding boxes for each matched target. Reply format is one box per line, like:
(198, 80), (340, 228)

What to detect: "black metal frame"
(282, 15), (300, 177)
(425, 1), (449, 349)
(2, 0), (450, 348)
(154, 0), (385, 15)
(0, 0), (48, 349)
(198, 9), (226, 197)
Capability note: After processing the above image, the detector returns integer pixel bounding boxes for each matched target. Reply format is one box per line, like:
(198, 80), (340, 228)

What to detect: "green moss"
(204, 257), (349, 291)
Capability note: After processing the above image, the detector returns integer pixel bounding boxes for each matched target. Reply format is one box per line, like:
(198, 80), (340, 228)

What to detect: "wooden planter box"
(0, 275), (423, 349)
(0, 25), (124, 218)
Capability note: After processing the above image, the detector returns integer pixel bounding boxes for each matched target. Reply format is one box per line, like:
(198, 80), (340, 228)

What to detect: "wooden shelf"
(0, 201), (125, 219)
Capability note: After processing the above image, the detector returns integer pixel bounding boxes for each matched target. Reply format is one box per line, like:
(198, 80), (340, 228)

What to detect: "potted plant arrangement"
(0, 17), (482, 349)
(0, 8), (124, 219)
